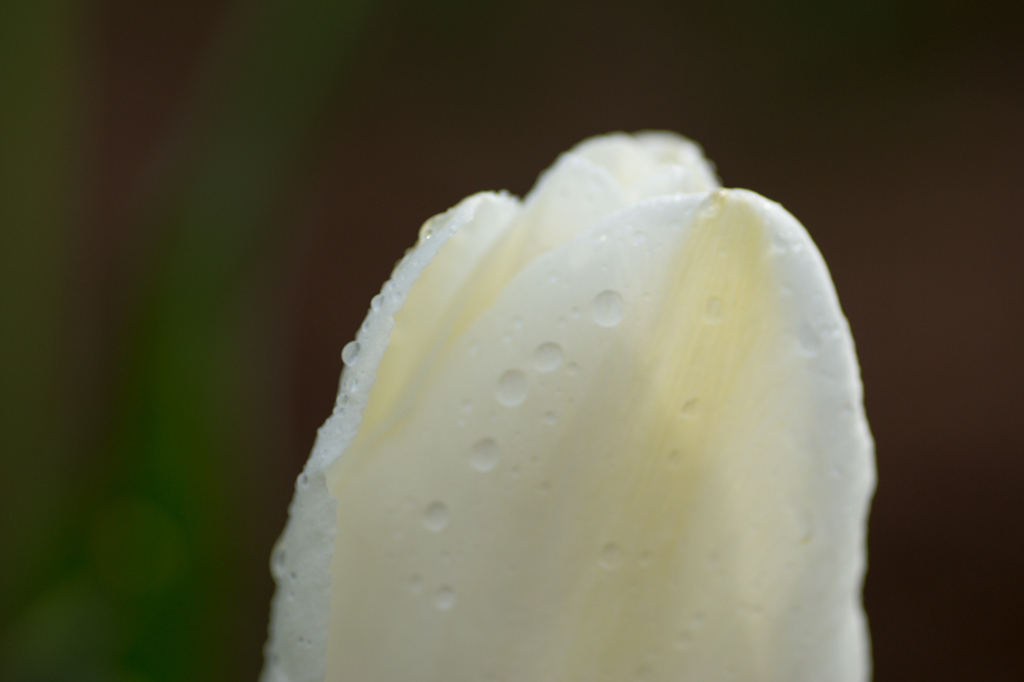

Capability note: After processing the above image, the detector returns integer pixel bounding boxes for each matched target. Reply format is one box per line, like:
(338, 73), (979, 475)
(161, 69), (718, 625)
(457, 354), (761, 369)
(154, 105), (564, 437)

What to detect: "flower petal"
(322, 189), (872, 682)
(262, 190), (520, 682)
(570, 130), (720, 200)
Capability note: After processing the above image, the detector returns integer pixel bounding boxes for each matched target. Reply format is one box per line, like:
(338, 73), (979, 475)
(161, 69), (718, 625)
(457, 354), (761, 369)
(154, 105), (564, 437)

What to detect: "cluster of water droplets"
(399, 285), (640, 614)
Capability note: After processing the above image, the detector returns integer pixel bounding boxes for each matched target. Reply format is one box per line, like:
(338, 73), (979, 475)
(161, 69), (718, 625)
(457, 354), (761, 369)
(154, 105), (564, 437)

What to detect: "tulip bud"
(263, 132), (874, 682)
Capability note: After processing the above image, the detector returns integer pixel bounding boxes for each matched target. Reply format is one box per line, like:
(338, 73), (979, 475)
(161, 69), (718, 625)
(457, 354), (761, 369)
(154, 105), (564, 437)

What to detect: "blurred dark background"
(1, 0), (1021, 680)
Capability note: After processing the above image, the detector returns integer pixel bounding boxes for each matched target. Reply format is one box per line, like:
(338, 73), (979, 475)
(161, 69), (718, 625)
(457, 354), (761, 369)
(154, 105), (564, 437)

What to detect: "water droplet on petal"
(272, 548), (287, 576)
(496, 370), (528, 407)
(700, 190), (727, 219)
(408, 574), (423, 594)
(681, 399), (701, 418)
(797, 322), (821, 357)
(469, 438), (500, 472)
(592, 290), (624, 327)
(370, 294), (384, 311)
(704, 297), (722, 324)
(434, 586), (456, 610)
(422, 501), (449, 532)
(565, 362), (580, 376)
(419, 218), (444, 241)
(599, 543), (624, 570)
(532, 342), (563, 372)
(341, 341), (360, 366)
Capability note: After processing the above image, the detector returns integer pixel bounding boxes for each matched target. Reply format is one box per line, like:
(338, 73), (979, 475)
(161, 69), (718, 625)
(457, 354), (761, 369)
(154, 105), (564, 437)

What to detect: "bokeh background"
(1, 0), (1022, 680)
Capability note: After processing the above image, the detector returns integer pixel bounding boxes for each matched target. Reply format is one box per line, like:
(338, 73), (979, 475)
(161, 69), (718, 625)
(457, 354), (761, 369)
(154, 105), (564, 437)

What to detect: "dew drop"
(797, 322), (821, 357)
(690, 612), (706, 629)
(681, 399), (701, 418)
(794, 508), (814, 544)
(638, 551), (653, 567)
(496, 370), (528, 407)
(565, 362), (580, 376)
(370, 294), (384, 312)
(341, 341), (360, 366)
(599, 543), (624, 570)
(704, 297), (723, 324)
(544, 411), (557, 425)
(469, 438), (500, 472)
(434, 586), (456, 610)
(419, 215), (442, 240)
(422, 501), (449, 532)
(700, 189), (727, 219)
(674, 633), (692, 650)
(771, 230), (790, 252)
(667, 449), (682, 467)
(512, 315), (524, 330)
(570, 306), (581, 319)
(272, 548), (287, 576)
(592, 290), (624, 327)
(298, 472), (310, 488)
(532, 342), (564, 372)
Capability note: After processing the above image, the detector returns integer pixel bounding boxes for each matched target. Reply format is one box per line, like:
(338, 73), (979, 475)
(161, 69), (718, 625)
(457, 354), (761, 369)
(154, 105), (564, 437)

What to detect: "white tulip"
(262, 132), (875, 682)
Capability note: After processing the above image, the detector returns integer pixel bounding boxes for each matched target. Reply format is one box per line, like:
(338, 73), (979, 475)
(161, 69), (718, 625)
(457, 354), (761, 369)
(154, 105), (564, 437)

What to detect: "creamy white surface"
(261, 132), (873, 682)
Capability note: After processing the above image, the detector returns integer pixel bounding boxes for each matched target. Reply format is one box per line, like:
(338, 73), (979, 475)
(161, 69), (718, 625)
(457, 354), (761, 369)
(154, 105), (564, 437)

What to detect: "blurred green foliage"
(1, 0), (376, 680)
(1, 0), (84, 676)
